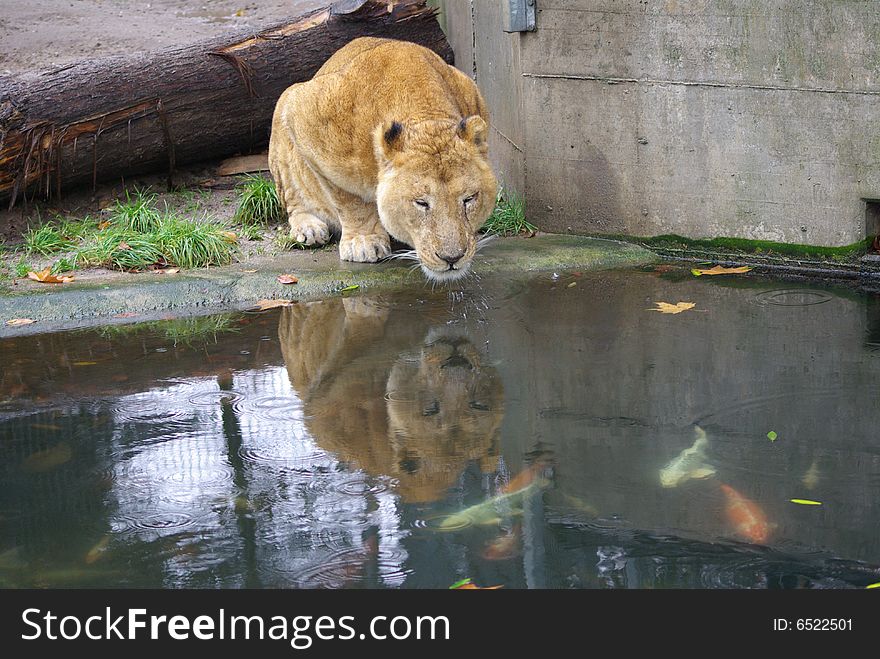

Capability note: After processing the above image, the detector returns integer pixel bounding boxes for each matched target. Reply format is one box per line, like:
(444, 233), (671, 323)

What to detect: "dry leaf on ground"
(276, 274), (299, 285)
(221, 231), (238, 243)
(6, 318), (36, 326)
(155, 268), (180, 275)
(691, 265), (752, 276)
(27, 268), (74, 284)
(648, 301), (696, 314)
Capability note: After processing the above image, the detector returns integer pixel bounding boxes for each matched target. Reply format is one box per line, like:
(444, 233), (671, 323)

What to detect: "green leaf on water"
(867, 582), (880, 589)
(790, 498), (822, 506)
(449, 578), (472, 590)
(338, 284), (359, 293)
(767, 431), (778, 441)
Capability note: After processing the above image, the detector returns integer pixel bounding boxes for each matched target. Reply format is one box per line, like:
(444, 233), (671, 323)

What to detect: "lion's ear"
(374, 120), (405, 165)
(457, 115), (488, 151)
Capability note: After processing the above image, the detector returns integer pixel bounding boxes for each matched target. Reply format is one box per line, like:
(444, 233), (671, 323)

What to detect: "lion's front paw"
(289, 214), (330, 246)
(339, 233), (391, 262)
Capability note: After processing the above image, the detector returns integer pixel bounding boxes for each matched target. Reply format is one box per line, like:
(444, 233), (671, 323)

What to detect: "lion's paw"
(339, 234), (391, 263)
(289, 214), (330, 246)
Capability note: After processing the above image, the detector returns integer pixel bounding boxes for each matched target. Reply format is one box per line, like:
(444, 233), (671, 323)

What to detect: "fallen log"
(0, 0), (451, 208)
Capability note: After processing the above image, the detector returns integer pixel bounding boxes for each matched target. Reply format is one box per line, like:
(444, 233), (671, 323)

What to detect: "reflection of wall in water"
(488, 272), (880, 562)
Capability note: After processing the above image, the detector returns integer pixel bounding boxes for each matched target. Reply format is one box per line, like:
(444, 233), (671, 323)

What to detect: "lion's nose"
(436, 250), (465, 266)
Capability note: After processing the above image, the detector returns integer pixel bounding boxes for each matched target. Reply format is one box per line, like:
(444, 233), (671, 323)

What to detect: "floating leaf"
(247, 299), (294, 312)
(648, 301), (695, 314)
(27, 268), (74, 284)
(73, 361), (98, 367)
(767, 431), (778, 441)
(276, 274), (299, 285)
(339, 284), (360, 293)
(790, 498), (822, 506)
(6, 318), (35, 326)
(867, 582), (880, 589)
(691, 265), (753, 277)
(450, 578), (502, 590)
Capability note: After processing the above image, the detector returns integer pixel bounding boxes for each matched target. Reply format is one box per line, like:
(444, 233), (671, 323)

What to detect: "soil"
(0, 0), (324, 76)
(0, 0), (325, 263)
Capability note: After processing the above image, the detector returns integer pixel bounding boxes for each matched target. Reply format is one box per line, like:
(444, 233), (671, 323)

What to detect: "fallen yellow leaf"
(248, 299), (294, 312)
(117, 241), (132, 251)
(242, 269), (258, 273)
(648, 301), (696, 314)
(98, 220), (111, 230)
(27, 268), (74, 284)
(6, 318), (36, 326)
(276, 274), (299, 285)
(155, 268), (180, 275)
(691, 265), (753, 276)
(222, 231), (238, 243)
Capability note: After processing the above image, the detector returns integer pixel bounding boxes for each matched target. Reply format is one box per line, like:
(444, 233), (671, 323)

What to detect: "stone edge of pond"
(0, 236), (657, 336)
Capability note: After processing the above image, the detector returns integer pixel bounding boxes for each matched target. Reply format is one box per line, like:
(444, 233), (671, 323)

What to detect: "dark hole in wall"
(867, 200), (880, 252)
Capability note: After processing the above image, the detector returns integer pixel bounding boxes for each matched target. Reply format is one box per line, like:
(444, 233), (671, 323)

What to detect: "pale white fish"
(659, 425), (716, 488)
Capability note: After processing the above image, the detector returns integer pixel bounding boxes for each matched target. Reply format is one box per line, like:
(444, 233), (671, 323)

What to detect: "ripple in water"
(238, 445), (335, 475)
(233, 395), (308, 422)
(266, 546), (410, 588)
(187, 389), (246, 406)
(753, 289), (833, 307)
(109, 511), (195, 534)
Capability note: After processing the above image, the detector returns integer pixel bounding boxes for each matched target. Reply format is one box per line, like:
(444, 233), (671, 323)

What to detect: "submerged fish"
(22, 441), (72, 473)
(439, 475), (549, 531)
(720, 483), (772, 544)
(659, 426), (716, 488)
(801, 459), (820, 490)
(483, 524), (521, 561)
(84, 535), (111, 565)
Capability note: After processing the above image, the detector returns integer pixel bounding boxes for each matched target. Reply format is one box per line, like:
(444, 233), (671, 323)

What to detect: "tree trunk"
(0, 0), (452, 208)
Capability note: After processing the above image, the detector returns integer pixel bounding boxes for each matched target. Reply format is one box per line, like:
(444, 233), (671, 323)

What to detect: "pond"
(1, 266), (879, 589)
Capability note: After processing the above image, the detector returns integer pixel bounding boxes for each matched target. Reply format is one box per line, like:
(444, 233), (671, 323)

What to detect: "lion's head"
(373, 117), (498, 282)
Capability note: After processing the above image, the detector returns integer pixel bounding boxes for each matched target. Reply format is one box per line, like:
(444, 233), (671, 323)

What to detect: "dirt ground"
(0, 0), (329, 262)
(0, 0), (324, 75)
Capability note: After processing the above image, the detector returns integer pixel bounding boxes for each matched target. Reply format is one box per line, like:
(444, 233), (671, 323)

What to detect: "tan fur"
(278, 297), (502, 503)
(269, 37), (497, 281)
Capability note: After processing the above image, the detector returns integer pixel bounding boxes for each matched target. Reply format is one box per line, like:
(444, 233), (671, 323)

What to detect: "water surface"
(1, 267), (879, 588)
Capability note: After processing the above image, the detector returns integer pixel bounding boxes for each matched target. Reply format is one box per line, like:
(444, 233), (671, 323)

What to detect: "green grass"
(51, 257), (77, 274)
(481, 188), (536, 236)
(275, 232), (308, 251)
(14, 256), (34, 278)
(240, 224), (264, 241)
(234, 175), (282, 226)
(155, 214), (237, 269)
(109, 188), (161, 233)
(77, 229), (164, 271)
(24, 223), (75, 256)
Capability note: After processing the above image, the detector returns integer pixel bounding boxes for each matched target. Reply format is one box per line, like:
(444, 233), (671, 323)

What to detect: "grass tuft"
(25, 223), (74, 256)
(234, 175), (282, 226)
(481, 188), (536, 236)
(155, 213), (237, 269)
(76, 229), (164, 271)
(109, 188), (161, 233)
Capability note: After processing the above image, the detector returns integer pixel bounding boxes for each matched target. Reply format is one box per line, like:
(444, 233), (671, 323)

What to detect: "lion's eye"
(463, 193), (478, 205)
(414, 199), (430, 210)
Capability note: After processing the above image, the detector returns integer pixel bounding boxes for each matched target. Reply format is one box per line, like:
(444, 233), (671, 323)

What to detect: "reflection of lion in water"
(278, 297), (503, 503)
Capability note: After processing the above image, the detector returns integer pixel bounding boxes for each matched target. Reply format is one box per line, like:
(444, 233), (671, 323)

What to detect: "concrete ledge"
(0, 236), (656, 336)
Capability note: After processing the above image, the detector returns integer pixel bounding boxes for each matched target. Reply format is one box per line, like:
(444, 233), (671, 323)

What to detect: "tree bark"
(0, 0), (452, 208)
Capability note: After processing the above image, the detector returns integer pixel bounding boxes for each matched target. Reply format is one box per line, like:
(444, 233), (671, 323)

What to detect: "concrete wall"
(440, 0), (880, 246)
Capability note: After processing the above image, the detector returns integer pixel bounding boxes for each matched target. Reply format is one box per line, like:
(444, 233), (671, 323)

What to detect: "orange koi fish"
(482, 524), (521, 561)
(720, 484), (772, 544)
(501, 463), (546, 494)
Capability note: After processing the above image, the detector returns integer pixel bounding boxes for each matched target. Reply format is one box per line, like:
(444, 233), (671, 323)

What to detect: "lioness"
(268, 37), (497, 281)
